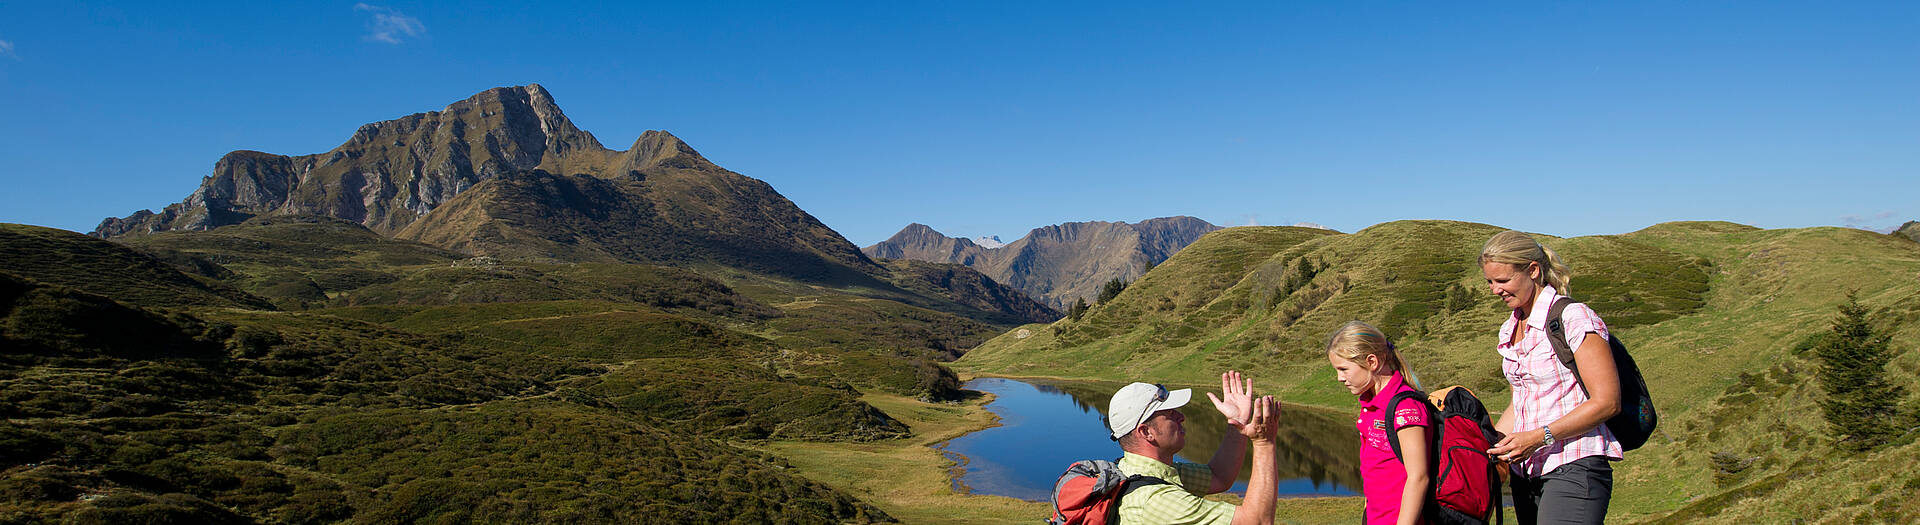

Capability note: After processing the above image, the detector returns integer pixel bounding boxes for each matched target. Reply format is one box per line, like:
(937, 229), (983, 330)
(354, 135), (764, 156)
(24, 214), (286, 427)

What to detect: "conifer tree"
(1814, 293), (1907, 451)
(1097, 278), (1128, 304)
(1067, 298), (1089, 322)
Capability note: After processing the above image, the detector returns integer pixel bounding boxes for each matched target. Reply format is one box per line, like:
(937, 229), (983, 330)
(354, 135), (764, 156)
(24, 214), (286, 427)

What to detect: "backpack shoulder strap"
(1117, 474), (1169, 497)
(1544, 296), (1590, 396)
(1106, 475), (1170, 524)
(1384, 390), (1430, 463)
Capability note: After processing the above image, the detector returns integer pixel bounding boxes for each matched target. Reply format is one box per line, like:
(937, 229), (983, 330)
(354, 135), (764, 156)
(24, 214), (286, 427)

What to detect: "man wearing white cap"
(1107, 370), (1282, 525)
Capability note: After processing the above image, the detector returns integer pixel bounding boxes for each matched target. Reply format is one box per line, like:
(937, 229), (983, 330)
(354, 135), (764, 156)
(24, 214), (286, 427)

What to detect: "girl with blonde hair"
(1479, 230), (1622, 525)
(1328, 321), (1430, 525)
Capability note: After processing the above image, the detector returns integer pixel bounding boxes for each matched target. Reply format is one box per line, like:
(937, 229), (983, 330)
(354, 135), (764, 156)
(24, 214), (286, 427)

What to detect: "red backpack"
(1387, 386), (1503, 525)
(1047, 459), (1168, 525)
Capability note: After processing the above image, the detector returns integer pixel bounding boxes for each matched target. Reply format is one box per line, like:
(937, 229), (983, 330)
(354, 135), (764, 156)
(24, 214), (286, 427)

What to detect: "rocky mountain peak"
(311, 84), (605, 186)
(895, 223), (946, 239)
(621, 130), (715, 171)
(865, 224), (981, 262)
(1132, 216), (1223, 259)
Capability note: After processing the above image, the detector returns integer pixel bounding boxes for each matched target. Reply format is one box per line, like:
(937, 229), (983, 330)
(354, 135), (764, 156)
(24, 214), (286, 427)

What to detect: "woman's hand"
(1487, 428), (1547, 462)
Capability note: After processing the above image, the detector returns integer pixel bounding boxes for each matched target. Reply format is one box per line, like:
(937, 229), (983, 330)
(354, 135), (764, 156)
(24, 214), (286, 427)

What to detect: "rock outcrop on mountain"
(391, 164), (877, 282)
(1897, 221), (1920, 243)
(863, 217), (1221, 310)
(94, 84), (880, 283)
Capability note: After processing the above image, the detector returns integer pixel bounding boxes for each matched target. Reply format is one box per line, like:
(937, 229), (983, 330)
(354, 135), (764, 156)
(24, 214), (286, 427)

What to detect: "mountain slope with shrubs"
(0, 270), (900, 522)
(0, 224), (275, 310)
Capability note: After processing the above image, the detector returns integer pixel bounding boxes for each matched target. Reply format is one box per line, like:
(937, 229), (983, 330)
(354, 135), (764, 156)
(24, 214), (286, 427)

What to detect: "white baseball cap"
(1106, 382), (1191, 439)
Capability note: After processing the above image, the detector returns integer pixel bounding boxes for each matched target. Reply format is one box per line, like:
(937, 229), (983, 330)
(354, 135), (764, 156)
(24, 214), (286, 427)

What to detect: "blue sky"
(2, 2), (1915, 246)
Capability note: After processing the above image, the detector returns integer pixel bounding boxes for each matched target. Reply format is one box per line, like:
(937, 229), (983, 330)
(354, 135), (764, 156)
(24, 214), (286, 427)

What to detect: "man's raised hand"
(1207, 370), (1254, 427)
(1237, 395), (1282, 443)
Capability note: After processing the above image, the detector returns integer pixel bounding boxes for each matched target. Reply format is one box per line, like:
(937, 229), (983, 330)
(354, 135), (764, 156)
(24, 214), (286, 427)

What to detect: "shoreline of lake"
(939, 375), (1363, 502)
(956, 371), (1361, 415)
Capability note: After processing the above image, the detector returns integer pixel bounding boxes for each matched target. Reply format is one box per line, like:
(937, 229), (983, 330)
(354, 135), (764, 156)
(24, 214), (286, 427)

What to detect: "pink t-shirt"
(1355, 371), (1429, 525)
(1497, 285), (1625, 477)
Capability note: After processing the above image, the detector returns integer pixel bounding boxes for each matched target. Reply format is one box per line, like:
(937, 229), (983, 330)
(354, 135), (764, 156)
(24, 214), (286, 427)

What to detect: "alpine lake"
(941, 377), (1362, 502)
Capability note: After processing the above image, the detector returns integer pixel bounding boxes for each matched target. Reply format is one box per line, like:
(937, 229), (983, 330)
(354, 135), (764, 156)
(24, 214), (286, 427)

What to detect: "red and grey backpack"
(1388, 386), (1503, 525)
(1047, 459), (1168, 525)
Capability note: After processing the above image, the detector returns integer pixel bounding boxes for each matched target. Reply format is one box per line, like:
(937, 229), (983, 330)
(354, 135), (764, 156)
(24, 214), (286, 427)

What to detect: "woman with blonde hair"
(1479, 230), (1621, 525)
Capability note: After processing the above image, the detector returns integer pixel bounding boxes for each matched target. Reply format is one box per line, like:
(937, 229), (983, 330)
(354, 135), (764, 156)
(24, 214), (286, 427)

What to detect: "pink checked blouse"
(1497, 285), (1624, 478)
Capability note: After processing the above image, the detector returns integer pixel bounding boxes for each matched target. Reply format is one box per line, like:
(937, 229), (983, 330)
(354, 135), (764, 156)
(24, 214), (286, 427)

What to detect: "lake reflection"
(942, 377), (1361, 502)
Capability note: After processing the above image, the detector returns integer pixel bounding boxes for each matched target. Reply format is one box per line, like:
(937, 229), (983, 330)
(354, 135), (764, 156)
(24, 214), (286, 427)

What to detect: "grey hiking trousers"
(1509, 455), (1613, 525)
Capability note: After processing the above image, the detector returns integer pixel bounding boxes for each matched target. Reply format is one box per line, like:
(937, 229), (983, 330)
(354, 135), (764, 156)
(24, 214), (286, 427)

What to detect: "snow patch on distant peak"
(973, 235), (1006, 249)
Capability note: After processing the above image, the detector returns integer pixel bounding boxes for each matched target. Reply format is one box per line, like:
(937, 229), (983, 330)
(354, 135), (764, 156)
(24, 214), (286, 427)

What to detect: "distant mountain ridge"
(863, 217), (1221, 310)
(96, 84), (611, 237)
(92, 84), (882, 282)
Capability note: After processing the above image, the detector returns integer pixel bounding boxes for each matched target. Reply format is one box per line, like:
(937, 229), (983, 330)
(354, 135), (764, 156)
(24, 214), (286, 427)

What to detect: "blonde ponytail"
(1536, 242), (1571, 295)
(1393, 352), (1420, 391)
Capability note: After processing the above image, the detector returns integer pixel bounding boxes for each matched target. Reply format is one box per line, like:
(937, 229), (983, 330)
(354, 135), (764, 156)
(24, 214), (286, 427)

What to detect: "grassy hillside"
(958, 221), (1920, 522)
(876, 258), (1061, 325)
(117, 216), (461, 309)
(118, 216), (1015, 401)
(0, 224), (273, 310)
